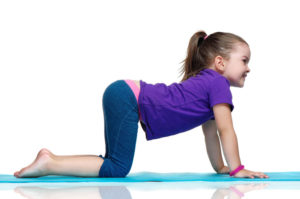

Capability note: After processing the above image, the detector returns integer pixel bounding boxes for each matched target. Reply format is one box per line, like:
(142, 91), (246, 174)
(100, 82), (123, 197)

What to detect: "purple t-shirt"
(138, 68), (234, 140)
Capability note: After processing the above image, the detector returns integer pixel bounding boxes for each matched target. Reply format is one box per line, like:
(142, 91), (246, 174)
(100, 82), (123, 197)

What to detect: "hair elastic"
(229, 165), (244, 176)
(197, 35), (208, 47)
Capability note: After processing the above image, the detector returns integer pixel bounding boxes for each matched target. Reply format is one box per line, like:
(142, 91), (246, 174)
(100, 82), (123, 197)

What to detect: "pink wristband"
(229, 165), (244, 176)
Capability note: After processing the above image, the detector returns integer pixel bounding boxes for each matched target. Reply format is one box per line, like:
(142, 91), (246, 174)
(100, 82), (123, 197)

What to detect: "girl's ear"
(214, 55), (226, 74)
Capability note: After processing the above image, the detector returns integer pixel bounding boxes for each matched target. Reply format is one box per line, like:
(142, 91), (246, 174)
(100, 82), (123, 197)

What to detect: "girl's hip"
(102, 80), (140, 119)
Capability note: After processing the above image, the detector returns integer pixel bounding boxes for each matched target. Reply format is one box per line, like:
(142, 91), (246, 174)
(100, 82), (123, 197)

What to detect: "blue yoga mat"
(1, 172), (300, 183)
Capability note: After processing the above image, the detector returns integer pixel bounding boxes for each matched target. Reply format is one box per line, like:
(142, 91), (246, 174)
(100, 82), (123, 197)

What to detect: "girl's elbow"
(218, 128), (236, 137)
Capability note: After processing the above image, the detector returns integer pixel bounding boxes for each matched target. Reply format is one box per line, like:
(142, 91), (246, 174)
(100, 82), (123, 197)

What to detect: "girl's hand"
(233, 169), (269, 179)
(217, 166), (230, 174)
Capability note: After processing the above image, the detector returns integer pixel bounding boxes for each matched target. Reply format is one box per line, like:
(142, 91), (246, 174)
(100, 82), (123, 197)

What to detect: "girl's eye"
(243, 60), (247, 63)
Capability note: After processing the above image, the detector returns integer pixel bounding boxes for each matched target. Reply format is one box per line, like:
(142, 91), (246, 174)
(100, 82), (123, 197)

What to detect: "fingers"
(234, 170), (269, 179)
(247, 172), (269, 179)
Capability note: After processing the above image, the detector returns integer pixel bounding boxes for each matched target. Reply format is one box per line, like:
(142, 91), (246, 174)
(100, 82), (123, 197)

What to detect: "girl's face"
(222, 43), (251, 88)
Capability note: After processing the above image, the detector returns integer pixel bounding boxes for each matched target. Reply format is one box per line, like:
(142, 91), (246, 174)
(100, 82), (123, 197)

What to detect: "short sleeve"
(209, 77), (234, 114)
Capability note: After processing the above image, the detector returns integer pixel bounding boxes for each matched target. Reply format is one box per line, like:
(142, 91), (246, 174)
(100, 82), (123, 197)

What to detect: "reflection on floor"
(1, 181), (300, 199)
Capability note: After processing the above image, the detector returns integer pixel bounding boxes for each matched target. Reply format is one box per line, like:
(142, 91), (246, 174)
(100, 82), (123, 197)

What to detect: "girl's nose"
(247, 66), (250, 73)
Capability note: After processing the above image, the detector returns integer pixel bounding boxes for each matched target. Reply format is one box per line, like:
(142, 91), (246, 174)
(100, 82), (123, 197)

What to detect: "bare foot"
(14, 148), (55, 178)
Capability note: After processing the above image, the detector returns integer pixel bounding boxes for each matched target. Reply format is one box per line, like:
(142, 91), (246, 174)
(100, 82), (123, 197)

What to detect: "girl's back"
(139, 68), (233, 140)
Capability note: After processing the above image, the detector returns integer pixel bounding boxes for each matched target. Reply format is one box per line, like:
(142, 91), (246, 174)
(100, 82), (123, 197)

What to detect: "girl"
(14, 31), (269, 179)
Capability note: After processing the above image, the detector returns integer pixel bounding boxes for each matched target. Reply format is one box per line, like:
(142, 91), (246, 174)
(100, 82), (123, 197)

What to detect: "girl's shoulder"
(185, 68), (228, 86)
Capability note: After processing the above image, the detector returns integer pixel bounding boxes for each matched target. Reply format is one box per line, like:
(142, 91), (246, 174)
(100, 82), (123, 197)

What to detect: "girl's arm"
(212, 103), (241, 171)
(202, 120), (228, 173)
(213, 103), (269, 178)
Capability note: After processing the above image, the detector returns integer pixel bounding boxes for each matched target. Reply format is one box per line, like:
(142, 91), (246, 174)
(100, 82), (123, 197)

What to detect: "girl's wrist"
(229, 165), (244, 176)
(217, 165), (230, 174)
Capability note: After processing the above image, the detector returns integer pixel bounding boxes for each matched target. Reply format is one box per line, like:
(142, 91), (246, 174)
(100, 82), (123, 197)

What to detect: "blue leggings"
(98, 80), (139, 177)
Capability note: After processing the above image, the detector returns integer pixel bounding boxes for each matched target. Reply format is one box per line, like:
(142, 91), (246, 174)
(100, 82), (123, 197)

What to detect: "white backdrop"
(0, 0), (299, 176)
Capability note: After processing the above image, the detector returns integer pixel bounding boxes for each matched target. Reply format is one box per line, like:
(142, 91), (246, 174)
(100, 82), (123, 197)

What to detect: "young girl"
(14, 31), (269, 179)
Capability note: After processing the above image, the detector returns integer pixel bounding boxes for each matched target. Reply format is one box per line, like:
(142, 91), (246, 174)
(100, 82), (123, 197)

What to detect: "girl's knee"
(99, 167), (130, 178)
(98, 158), (131, 178)
(116, 168), (130, 178)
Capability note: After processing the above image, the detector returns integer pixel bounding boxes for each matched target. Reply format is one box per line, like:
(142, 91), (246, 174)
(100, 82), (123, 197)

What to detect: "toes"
(14, 171), (19, 177)
(17, 169), (24, 177)
(14, 170), (23, 178)
(17, 167), (29, 178)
